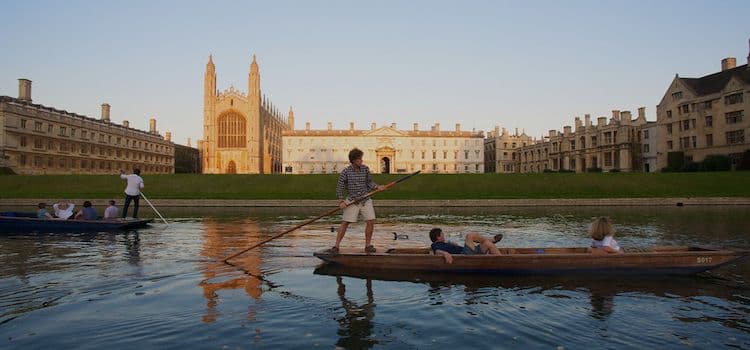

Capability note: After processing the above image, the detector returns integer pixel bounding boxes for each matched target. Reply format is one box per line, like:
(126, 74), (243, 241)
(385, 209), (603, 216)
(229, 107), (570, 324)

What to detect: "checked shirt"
(336, 164), (378, 202)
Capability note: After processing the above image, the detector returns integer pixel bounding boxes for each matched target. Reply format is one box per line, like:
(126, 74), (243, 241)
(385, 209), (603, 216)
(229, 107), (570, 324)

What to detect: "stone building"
(200, 55), (290, 174)
(641, 122), (659, 172)
(169, 133), (201, 174)
(483, 127), (534, 173)
(0, 79), (174, 175)
(656, 41), (750, 170)
(515, 108), (649, 173)
(282, 122), (484, 174)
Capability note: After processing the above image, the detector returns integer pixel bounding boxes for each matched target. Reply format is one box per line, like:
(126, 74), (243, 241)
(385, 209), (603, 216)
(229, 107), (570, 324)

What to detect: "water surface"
(1, 206), (749, 349)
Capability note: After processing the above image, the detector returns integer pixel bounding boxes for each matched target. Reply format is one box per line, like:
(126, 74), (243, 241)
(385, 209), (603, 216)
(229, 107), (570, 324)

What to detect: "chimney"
(721, 57), (736, 71)
(123, 120), (130, 128)
(101, 103), (111, 122)
(327, 121), (332, 131)
(597, 117), (606, 126)
(18, 79), (32, 102)
(549, 130), (557, 137)
(187, 138), (192, 147)
(574, 117), (582, 131)
(165, 132), (172, 142)
(502, 127), (507, 136)
(305, 122), (310, 131)
(455, 123), (461, 132)
(515, 128), (519, 136)
(638, 107), (646, 119)
(611, 110), (621, 122)
(413, 123), (419, 131)
(494, 125), (500, 136)
(621, 110), (632, 121)
(370, 122), (376, 130)
(434, 123), (440, 131)
(391, 122), (397, 129)
(349, 122), (355, 130)
(149, 118), (157, 133)
(563, 126), (572, 135)
(584, 114), (591, 127)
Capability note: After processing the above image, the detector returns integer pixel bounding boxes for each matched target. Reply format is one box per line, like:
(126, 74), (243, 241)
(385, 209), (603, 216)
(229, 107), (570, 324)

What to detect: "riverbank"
(2, 197), (749, 207)
(1, 172), (749, 200)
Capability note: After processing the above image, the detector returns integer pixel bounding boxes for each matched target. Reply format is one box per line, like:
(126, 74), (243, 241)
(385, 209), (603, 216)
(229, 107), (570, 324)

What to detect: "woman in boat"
(590, 217), (621, 253)
(74, 201), (99, 220)
(52, 200), (75, 220)
(429, 228), (502, 264)
(37, 202), (53, 219)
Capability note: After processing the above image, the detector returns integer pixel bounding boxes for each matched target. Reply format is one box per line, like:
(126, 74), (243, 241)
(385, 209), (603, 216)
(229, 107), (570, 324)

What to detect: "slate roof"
(679, 63), (750, 96)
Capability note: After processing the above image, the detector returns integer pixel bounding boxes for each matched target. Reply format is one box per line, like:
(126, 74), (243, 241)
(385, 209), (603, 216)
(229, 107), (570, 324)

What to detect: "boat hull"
(0, 212), (153, 233)
(314, 246), (749, 275)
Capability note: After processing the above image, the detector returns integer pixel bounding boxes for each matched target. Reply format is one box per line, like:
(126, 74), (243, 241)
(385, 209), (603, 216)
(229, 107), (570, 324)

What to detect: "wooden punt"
(0, 212), (153, 233)
(314, 246), (749, 275)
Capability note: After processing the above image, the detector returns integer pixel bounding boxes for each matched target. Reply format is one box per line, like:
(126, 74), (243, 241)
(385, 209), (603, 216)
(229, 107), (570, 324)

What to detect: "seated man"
(429, 228), (502, 264)
(37, 202), (53, 219)
(74, 201), (98, 220)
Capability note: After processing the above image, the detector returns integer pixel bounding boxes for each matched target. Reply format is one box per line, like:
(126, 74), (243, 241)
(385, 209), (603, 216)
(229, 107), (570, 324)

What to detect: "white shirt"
(104, 205), (118, 219)
(121, 174), (144, 196)
(53, 203), (75, 219)
(602, 235), (620, 252)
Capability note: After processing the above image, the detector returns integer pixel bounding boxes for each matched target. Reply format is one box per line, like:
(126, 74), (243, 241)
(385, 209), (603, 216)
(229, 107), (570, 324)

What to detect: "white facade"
(282, 124), (485, 174)
(641, 122), (659, 172)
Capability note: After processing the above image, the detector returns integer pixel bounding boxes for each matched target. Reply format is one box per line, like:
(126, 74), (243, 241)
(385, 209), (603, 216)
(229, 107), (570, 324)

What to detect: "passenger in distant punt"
(104, 200), (119, 220)
(37, 202), (53, 219)
(429, 228), (504, 264)
(74, 201), (99, 220)
(53, 200), (75, 220)
(590, 216), (621, 253)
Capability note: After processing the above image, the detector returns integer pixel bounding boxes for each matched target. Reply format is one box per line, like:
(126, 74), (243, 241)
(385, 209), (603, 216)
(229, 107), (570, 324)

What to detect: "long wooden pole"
(223, 171), (420, 263)
(140, 192), (169, 225)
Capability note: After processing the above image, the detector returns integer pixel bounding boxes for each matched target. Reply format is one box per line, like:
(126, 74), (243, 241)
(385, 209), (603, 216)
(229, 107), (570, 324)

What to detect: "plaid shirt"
(336, 164), (378, 201)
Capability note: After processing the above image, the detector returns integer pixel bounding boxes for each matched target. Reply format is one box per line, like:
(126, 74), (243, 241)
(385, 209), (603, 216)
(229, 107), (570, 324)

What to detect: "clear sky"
(1, 0), (749, 145)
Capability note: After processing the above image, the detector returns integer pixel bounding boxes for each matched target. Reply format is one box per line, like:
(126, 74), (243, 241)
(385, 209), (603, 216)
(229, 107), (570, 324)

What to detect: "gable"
(363, 126), (407, 136)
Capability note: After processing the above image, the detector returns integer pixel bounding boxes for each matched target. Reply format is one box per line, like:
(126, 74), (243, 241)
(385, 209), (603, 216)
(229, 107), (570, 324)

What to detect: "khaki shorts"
(342, 199), (376, 223)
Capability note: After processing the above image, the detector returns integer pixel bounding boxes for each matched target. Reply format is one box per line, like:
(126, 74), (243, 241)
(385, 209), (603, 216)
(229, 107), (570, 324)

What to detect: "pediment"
(363, 126), (407, 136)
(723, 76), (744, 93)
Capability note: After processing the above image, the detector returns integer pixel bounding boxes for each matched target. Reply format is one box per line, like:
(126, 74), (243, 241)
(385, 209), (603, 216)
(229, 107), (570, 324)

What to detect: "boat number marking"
(697, 257), (712, 264)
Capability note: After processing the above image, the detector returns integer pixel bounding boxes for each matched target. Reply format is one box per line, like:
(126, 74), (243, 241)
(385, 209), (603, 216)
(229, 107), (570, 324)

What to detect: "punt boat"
(314, 246), (749, 275)
(0, 212), (153, 233)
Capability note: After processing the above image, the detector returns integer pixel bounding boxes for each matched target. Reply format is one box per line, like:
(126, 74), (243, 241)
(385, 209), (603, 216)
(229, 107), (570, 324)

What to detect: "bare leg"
(465, 232), (501, 255)
(365, 219), (375, 247)
(335, 222), (349, 248)
(480, 240), (501, 255)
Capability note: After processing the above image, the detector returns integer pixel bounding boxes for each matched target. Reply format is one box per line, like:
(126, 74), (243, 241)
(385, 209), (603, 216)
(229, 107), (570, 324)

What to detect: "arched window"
(218, 112), (246, 148)
(226, 160), (237, 174)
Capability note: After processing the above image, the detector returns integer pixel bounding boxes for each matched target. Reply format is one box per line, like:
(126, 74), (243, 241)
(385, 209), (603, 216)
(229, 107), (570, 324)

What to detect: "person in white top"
(590, 216), (621, 253)
(120, 169), (144, 218)
(52, 200), (75, 220)
(104, 200), (119, 220)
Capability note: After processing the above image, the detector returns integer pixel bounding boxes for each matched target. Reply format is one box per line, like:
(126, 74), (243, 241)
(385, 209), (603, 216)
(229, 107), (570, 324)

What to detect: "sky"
(1, 0), (749, 145)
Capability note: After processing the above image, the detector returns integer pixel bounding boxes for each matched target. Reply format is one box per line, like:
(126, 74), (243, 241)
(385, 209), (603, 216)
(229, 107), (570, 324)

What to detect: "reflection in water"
(199, 219), (264, 323)
(335, 276), (378, 349)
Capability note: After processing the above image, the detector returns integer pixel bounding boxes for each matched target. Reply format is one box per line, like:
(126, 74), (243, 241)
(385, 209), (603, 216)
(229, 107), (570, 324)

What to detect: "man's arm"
(434, 249), (454, 264)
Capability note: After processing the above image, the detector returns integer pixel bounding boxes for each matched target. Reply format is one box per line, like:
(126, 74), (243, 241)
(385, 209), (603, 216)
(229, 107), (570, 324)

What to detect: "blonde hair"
(590, 216), (615, 241)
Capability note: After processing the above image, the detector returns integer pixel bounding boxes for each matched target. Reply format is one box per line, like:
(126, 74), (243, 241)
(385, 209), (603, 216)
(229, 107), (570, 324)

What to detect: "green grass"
(1, 172), (748, 199)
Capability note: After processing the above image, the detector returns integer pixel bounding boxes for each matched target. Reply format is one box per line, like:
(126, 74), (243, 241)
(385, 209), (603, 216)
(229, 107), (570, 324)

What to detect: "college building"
(200, 55), (290, 174)
(514, 108), (651, 173)
(282, 122), (485, 174)
(0, 79), (174, 175)
(483, 127), (534, 173)
(656, 40), (750, 170)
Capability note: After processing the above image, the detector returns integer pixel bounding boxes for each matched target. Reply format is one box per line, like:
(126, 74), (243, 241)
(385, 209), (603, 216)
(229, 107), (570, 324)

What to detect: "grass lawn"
(0, 172), (748, 199)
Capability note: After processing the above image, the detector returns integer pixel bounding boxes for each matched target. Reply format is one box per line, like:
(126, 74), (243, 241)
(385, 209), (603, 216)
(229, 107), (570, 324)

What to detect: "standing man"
(331, 148), (387, 254)
(120, 168), (144, 218)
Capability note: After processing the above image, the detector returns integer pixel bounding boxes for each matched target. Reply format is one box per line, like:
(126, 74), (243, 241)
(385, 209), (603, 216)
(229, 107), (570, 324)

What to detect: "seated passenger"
(590, 216), (621, 254)
(53, 200), (75, 220)
(74, 201), (99, 220)
(37, 202), (53, 219)
(429, 228), (502, 264)
(103, 200), (118, 220)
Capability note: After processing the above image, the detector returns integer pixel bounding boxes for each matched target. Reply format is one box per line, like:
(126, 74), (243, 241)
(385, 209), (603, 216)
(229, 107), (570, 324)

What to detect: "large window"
(218, 112), (247, 148)
(725, 111), (743, 124)
(725, 93), (743, 105)
(726, 130), (744, 145)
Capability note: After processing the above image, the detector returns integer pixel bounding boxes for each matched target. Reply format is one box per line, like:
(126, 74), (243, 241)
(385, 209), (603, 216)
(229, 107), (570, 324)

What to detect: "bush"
(680, 161), (700, 172)
(0, 167), (16, 175)
(608, 168), (621, 173)
(587, 167), (602, 173)
(666, 152), (685, 172)
(700, 155), (731, 171)
(738, 150), (750, 171)
(542, 169), (557, 173)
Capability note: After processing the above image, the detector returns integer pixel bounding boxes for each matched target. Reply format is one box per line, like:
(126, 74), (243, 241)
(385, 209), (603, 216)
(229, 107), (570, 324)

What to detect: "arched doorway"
(226, 160), (237, 174)
(381, 157), (391, 174)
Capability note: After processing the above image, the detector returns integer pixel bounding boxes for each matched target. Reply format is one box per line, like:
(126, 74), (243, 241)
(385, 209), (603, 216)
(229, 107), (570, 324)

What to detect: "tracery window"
(218, 112), (246, 148)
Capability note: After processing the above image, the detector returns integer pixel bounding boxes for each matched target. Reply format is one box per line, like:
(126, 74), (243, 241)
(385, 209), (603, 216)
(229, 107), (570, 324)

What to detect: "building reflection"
(335, 276), (378, 349)
(199, 218), (264, 323)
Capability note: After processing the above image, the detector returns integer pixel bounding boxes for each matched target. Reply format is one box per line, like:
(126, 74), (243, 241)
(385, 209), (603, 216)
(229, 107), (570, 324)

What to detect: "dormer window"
(672, 91), (683, 100)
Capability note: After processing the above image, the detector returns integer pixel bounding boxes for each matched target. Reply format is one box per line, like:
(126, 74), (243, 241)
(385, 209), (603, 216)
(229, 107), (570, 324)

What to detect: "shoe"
(326, 246), (340, 254)
(493, 234), (503, 243)
(364, 245), (376, 253)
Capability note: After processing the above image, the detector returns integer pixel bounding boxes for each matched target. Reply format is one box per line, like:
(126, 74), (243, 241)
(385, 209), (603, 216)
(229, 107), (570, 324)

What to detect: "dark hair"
(429, 228), (443, 242)
(83, 201), (92, 208)
(133, 168), (141, 175)
(38, 202), (46, 209)
(109, 200), (115, 205)
(348, 148), (363, 163)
